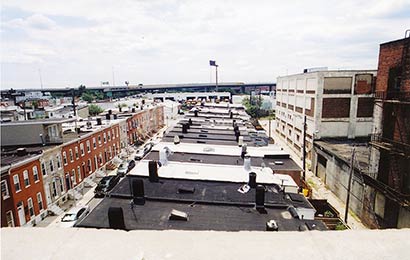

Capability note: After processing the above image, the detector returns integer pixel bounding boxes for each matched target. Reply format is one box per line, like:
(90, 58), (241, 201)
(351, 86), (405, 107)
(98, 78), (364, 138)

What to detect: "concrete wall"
(312, 146), (366, 225)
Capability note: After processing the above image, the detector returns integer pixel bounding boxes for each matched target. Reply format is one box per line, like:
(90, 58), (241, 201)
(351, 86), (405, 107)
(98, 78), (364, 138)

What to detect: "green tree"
(88, 104), (104, 116)
(81, 91), (95, 102)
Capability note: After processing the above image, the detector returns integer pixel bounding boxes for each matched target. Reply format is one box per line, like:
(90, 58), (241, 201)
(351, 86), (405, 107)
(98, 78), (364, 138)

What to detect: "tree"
(81, 91), (95, 102)
(242, 96), (262, 118)
(78, 85), (86, 96)
(88, 104), (104, 116)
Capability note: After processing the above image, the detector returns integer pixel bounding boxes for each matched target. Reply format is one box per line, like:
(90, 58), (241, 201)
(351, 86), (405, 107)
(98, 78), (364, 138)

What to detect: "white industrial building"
(275, 70), (377, 160)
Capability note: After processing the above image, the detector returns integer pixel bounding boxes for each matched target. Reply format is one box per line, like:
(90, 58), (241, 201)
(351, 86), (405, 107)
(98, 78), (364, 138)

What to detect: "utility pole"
(215, 64), (219, 92)
(268, 113), (271, 139)
(302, 115), (307, 181)
(344, 147), (356, 224)
(38, 69), (44, 91)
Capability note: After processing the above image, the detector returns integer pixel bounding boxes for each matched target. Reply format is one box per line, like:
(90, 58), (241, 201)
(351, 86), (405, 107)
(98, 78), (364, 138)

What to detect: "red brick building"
(126, 106), (164, 145)
(1, 156), (47, 227)
(369, 36), (410, 228)
(61, 124), (121, 190)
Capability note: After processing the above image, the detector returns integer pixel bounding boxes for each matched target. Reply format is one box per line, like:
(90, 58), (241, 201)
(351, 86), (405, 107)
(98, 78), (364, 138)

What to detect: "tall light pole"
(209, 60), (219, 92)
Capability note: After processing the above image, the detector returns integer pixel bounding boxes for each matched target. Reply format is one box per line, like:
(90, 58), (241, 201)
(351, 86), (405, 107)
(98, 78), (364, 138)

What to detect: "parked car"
(94, 175), (120, 197)
(59, 205), (90, 228)
(117, 160), (136, 176)
(134, 143), (153, 160)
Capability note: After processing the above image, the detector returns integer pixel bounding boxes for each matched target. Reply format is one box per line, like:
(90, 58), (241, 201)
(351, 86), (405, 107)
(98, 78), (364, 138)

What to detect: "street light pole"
(215, 65), (219, 92)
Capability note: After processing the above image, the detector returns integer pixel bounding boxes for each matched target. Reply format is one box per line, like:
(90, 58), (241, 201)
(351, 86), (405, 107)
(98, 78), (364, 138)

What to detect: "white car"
(59, 205), (90, 228)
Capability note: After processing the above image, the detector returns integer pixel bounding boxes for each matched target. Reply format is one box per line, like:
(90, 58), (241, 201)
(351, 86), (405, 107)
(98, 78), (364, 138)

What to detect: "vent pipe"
(174, 135), (180, 144)
(244, 154), (251, 171)
(159, 148), (168, 166)
(148, 160), (159, 182)
(108, 207), (126, 230)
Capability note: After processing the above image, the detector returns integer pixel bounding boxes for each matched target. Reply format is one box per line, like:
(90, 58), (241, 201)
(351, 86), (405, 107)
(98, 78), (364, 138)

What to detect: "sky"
(1, 0), (410, 89)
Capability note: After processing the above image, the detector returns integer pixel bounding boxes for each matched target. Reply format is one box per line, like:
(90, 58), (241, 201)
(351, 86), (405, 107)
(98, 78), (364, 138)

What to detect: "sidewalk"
(259, 120), (367, 230)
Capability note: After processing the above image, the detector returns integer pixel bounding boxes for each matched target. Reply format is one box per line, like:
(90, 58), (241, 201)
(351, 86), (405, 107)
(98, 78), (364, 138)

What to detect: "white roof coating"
(129, 160), (298, 189)
(153, 142), (289, 157)
(2, 228), (409, 260)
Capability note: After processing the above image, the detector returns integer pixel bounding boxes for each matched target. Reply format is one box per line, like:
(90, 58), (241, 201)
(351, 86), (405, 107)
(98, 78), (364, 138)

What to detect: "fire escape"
(370, 33), (410, 210)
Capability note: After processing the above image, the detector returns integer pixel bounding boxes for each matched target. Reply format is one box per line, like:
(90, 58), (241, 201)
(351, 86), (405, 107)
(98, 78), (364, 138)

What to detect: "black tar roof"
(77, 176), (324, 231)
(145, 151), (301, 171)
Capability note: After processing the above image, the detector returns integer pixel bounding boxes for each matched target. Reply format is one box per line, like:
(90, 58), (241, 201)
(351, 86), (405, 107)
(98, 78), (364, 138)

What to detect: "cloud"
(1, 0), (410, 88)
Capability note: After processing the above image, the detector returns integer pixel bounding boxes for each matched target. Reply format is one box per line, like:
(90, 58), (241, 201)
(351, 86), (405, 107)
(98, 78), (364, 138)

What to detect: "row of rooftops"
(77, 101), (325, 232)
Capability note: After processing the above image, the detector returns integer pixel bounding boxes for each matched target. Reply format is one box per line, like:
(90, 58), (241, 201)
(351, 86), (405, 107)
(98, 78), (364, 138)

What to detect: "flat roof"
(77, 176), (319, 231)
(152, 142), (287, 157)
(1, 118), (75, 126)
(314, 139), (370, 173)
(145, 151), (300, 171)
(128, 160), (298, 189)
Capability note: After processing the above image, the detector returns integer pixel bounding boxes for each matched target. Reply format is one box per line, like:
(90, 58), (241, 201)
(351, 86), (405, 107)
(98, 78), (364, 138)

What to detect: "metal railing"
(370, 133), (410, 155)
(374, 90), (410, 101)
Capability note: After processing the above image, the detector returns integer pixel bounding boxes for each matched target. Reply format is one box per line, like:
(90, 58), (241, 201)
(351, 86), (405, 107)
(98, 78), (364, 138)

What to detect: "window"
(87, 159), (92, 173)
(103, 133), (107, 143)
(71, 170), (77, 185)
(77, 166), (82, 182)
(98, 135), (102, 145)
(56, 154), (62, 169)
(63, 152), (68, 165)
(23, 170), (30, 187)
(93, 137), (96, 149)
(6, 211), (14, 227)
(80, 143), (85, 156)
(41, 162), (47, 176)
(49, 158), (55, 173)
(59, 179), (64, 194)
(112, 129), (115, 139)
(116, 128), (119, 138)
(69, 149), (74, 162)
(75, 146), (79, 159)
(1, 180), (10, 199)
(108, 131), (111, 141)
(27, 198), (34, 218)
(13, 174), (21, 192)
(37, 193), (43, 211)
(33, 166), (39, 183)
(52, 180), (58, 197)
(86, 140), (91, 153)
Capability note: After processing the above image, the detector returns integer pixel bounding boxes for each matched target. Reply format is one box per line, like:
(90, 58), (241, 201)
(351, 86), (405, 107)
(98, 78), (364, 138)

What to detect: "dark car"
(127, 160), (136, 171)
(94, 175), (120, 197)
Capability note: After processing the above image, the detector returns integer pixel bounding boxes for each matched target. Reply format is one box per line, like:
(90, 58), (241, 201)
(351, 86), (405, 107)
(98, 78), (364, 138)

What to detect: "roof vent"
(238, 136), (244, 146)
(266, 220), (278, 231)
(16, 148), (27, 157)
(177, 186), (195, 194)
(241, 143), (247, 159)
(169, 209), (189, 221)
(108, 207), (126, 230)
(148, 160), (159, 182)
(174, 135), (180, 144)
(159, 148), (168, 166)
(131, 179), (145, 205)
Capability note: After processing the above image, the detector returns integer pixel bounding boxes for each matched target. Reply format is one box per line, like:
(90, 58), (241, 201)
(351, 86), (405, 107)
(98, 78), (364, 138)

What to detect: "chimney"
(244, 154), (251, 171)
(148, 160), (159, 182)
(241, 143), (247, 159)
(235, 130), (240, 142)
(182, 124), (188, 134)
(188, 118), (192, 125)
(108, 109), (112, 115)
(132, 108), (136, 113)
(194, 110), (198, 117)
(248, 172), (257, 188)
(132, 179), (145, 205)
(16, 148), (27, 157)
(108, 207), (126, 230)
(113, 114), (118, 119)
(105, 114), (111, 120)
(255, 185), (265, 210)
(96, 118), (102, 125)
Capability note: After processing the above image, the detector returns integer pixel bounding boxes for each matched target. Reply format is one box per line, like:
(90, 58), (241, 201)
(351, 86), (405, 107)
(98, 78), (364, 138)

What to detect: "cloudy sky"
(1, 0), (410, 89)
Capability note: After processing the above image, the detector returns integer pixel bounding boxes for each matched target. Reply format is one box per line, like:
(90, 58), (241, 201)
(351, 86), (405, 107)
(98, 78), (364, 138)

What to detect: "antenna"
(112, 66), (116, 87)
(38, 69), (44, 90)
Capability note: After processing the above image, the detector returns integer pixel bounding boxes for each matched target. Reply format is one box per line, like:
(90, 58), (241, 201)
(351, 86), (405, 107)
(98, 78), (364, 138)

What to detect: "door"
(45, 183), (52, 205)
(17, 203), (26, 226)
(65, 174), (71, 191)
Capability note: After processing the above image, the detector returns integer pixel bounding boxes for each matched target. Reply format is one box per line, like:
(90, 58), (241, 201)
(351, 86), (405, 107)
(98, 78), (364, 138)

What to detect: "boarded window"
(323, 77), (352, 94)
(355, 74), (373, 94)
(357, 98), (374, 117)
(322, 98), (350, 118)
